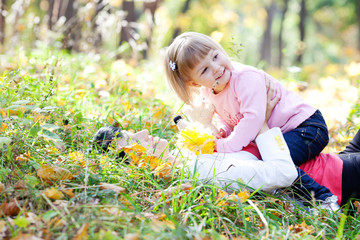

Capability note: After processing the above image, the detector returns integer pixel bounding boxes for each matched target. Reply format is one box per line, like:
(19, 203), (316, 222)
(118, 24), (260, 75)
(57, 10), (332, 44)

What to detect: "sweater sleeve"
(216, 71), (267, 152)
(215, 113), (232, 137)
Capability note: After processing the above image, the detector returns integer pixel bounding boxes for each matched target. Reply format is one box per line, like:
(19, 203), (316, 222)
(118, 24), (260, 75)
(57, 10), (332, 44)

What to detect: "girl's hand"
(215, 128), (226, 139)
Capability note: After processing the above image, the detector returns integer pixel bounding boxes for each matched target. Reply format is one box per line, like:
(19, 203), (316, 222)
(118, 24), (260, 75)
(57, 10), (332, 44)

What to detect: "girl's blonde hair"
(164, 32), (228, 104)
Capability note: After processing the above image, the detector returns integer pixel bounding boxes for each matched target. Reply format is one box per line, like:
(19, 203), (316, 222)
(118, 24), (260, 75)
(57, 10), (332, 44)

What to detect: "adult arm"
(187, 127), (298, 193)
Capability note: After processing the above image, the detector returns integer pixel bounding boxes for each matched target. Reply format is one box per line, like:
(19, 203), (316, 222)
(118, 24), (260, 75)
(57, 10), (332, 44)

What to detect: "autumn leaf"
(37, 165), (73, 184)
(43, 187), (65, 200)
(124, 233), (140, 240)
(157, 183), (192, 199)
(155, 162), (173, 180)
(15, 180), (26, 190)
(68, 151), (86, 167)
(99, 182), (126, 194)
(0, 200), (21, 217)
(123, 143), (147, 155)
(16, 151), (31, 162)
(288, 221), (315, 234)
(0, 220), (6, 239)
(354, 201), (360, 214)
(0, 122), (7, 132)
(72, 223), (89, 240)
(61, 188), (75, 198)
(0, 182), (4, 192)
(10, 233), (42, 240)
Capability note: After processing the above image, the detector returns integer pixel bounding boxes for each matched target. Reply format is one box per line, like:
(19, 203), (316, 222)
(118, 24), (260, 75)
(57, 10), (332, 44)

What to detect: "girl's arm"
(216, 71), (268, 152)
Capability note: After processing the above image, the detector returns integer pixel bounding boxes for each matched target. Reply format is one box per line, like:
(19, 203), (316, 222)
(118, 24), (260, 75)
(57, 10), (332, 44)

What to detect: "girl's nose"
(213, 64), (220, 74)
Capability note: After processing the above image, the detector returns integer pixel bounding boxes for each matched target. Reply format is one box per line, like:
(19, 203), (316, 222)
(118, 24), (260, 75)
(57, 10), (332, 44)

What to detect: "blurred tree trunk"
(278, 0), (289, 68)
(260, 0), (276, 65)
(48, 0), (79, 51)
(143, 0), (158, 58)
(172, 0), (192, 40)
(296, 0), (306, 64)
(0, 0), (5, 45)
(120, 0), (136, 46)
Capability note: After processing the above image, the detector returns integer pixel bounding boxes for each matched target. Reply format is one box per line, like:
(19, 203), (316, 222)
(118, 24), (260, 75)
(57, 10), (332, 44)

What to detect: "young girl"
(164, 32), (331, 202)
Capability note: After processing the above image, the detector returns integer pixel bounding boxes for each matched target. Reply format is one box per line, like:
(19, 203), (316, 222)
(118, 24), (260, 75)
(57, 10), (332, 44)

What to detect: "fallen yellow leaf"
(72, 223), (89, 240)
(37, 166), (73, 184)
(61, 188), (75, 198)
(43, 187), (65, 200)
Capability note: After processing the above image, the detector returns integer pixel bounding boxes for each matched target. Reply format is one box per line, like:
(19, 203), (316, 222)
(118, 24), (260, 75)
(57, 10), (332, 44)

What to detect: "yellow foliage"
(0, 182), (4, 192)
(43, 187), (65, 200)
(216, 189), (250, 206)
(45, 146), (60, 155)
(288, 221), (315, 234)
(37, 166), (73, 184)
(68, 151), (86, 167)
(177, 124), (215, 155)
(155, 162), (173, 180)
(16, 151), (31, 162)
(61, 188), (75, 198)
(0, 123), (7, 132)
(73, 223), (89, 240)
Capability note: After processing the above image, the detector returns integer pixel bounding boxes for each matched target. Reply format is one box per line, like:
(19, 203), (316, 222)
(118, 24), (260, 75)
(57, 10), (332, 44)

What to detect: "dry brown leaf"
(11, 233), (43, 240)
(124, 233), (140, 240)
(72, 223), (89, 240)
(0, 220), (6, 239)
(1, 201), (20, 217)
(288, 221), (315, 234)
(15, 180), (26, 190)
(354, 201), (360, 214)
(99, 183), (126, 194)
(53, 200), (69, 210)
(43, 187), (65, 200)
(101, 207), (125, 217)
(0, 182), (4, 192)
(157, 183), (192, 198)
(37, 166), (73, 184)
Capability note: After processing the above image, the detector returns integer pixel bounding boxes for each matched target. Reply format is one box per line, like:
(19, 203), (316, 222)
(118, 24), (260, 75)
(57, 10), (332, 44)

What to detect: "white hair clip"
(169, 60), (176, 71)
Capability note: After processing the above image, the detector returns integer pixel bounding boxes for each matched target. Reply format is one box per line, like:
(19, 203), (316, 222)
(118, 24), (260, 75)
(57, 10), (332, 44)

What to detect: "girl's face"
(118, 129), (169, 158)
(189, 49), (232, 94)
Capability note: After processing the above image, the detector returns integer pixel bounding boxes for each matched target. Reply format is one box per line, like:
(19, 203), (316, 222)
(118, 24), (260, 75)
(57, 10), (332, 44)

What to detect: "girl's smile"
(189, 49), (232, 94)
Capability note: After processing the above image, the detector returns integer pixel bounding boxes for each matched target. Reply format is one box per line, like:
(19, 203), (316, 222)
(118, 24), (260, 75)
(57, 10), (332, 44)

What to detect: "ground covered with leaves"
(1, 48), (360, 239)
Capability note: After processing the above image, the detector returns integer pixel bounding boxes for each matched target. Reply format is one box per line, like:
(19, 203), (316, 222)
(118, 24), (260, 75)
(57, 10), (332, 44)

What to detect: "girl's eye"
(201, 67), (207, 75)
(213, 54), (218, 60)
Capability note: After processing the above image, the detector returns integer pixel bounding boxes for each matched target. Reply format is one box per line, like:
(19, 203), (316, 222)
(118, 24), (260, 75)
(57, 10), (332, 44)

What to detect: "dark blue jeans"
(284, 110), (333, 201)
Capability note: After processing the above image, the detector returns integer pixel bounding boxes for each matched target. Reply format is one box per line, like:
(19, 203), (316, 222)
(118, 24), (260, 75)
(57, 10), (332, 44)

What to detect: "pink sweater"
(201, 62), (317, 153)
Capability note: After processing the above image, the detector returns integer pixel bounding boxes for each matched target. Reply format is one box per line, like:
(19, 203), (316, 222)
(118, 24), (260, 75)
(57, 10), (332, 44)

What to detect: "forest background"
(1, 0), (360, 239)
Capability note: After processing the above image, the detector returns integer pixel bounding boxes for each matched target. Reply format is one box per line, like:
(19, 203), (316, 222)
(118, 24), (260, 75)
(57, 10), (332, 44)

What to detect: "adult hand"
(258, 78), (281, 136)
(265, 77), (281, 122)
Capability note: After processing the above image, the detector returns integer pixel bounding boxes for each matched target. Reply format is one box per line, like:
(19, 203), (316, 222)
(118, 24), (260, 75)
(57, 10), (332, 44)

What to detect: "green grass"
(1, 47), (360, 239)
